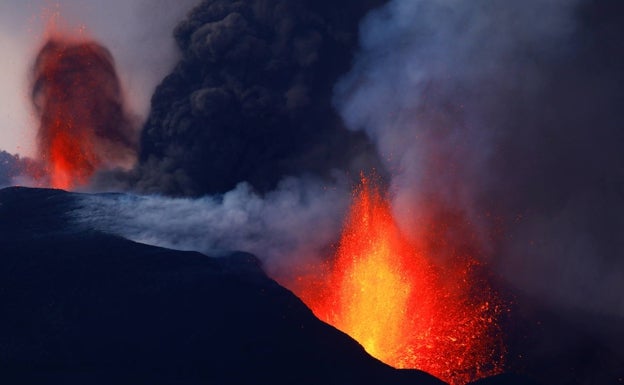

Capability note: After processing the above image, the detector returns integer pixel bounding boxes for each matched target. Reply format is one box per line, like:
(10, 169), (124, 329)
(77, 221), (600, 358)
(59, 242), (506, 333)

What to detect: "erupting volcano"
(296, 177), (507, 385)
(31, 31), (137, 190)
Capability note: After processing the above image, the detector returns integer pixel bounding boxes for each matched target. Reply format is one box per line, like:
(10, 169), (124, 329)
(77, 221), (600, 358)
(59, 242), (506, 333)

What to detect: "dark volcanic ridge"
(0, 186), (442, 385)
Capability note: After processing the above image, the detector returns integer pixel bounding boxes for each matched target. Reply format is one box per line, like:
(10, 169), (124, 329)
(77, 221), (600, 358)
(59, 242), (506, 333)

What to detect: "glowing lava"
(31, 21), (136, 190)
(297, 177), (506, 385)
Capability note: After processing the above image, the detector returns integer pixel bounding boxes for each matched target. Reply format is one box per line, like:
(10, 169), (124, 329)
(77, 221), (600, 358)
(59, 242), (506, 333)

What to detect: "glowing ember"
(297, 177), (506, 385)
(31, 19), (136, 190)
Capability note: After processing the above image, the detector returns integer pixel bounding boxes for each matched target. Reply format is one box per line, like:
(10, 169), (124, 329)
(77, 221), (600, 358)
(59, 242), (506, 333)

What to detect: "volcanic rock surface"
(0, 187), (443, 385)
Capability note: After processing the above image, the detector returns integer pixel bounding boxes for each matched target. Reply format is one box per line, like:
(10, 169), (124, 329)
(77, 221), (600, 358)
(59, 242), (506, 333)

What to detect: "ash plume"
(32, 38), (138, 189)
(334, 0), (624, 318)
(120, 0), (386, 196)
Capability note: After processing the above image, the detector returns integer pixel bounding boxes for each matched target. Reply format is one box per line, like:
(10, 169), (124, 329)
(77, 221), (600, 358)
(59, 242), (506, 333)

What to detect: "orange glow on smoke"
(296, 177), (506, 385)
(31, 12), (136, 190)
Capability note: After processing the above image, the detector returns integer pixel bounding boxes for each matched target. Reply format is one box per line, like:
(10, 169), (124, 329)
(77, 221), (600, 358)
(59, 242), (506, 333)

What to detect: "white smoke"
(72, 176), (350, 279)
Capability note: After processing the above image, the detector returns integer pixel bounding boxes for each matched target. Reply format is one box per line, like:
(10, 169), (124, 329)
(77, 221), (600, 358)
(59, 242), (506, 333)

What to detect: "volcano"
(2, 0), (624, 384)
(1, 186), (623, 385)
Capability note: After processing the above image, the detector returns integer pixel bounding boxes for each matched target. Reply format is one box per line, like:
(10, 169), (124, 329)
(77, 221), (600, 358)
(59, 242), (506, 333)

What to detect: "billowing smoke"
(333, 0), (624, 317)
(112, 0), (386, 196)
(32, 37), (138, 189)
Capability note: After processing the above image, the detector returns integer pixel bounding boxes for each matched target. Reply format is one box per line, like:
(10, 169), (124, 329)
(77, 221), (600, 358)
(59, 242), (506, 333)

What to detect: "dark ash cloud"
(124, 0), (386, 196)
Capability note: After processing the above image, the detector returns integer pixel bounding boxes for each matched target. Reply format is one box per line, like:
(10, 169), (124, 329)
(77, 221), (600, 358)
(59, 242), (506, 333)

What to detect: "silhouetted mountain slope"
(0, 187), (443, 385)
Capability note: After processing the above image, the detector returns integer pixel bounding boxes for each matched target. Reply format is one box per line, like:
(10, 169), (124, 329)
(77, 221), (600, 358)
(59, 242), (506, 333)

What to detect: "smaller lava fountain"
(31, 29), (137, 190)
(297, 176), (507, 385)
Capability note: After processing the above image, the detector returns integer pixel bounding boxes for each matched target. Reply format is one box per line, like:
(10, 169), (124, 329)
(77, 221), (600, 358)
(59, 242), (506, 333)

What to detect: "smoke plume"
(122, 0), (386, 196)
(32, 38), (138, 189)
(334, 0), (624, 317)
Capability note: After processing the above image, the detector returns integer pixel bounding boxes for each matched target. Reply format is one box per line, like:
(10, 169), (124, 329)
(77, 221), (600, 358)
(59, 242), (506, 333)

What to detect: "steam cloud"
(334, 0), (624, 316)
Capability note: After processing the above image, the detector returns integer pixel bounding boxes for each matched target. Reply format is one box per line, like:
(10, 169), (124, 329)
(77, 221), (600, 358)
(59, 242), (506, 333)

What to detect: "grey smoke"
(73, 175), (350, 280)
(334, 0), (624, 317)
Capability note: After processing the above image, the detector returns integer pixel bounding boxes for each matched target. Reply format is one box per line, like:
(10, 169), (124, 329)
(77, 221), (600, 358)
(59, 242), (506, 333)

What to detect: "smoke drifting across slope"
(74, 176), (350, 280)
(334, 0), (624, 317)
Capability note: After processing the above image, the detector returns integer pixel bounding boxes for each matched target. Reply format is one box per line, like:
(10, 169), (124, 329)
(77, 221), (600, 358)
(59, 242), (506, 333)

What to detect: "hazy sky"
(0, 0), (198, 156)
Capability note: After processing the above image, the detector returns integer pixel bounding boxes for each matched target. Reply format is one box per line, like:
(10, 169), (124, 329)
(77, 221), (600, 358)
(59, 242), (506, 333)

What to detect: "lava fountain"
(296, 177), (506, 385)
(31, 28), (137, 189)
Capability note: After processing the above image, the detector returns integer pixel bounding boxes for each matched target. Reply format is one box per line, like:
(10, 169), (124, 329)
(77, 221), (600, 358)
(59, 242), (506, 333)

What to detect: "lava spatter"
(297, 177), (506, 385)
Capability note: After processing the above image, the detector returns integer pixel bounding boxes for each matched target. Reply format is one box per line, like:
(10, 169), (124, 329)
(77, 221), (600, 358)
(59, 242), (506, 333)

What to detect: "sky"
(0, 0), (198, 156)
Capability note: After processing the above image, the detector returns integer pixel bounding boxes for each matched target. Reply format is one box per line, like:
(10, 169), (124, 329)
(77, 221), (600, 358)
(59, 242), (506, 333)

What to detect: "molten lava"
(297, 178), (506, 385)
(31, 29), (136, 190)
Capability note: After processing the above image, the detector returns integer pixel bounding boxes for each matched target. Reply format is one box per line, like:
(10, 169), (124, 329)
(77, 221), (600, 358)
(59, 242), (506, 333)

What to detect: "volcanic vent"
(294, 176), (507, 385)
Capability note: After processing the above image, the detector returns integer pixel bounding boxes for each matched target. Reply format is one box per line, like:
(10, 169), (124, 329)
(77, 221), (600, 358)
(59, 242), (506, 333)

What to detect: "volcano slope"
(0, 186), (445, 385)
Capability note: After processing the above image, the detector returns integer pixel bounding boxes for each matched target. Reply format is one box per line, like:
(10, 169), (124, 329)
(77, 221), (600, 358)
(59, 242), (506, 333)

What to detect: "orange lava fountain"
(296, 177), (506, 385)
(31, 16), (136, 190)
